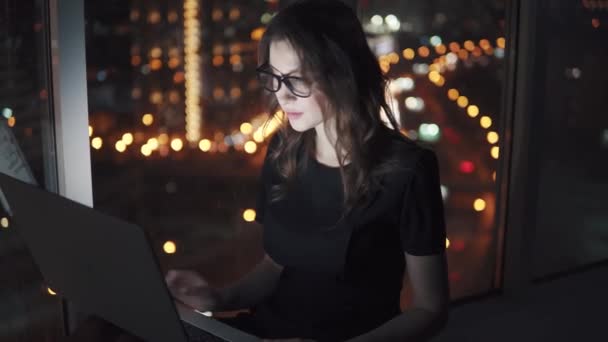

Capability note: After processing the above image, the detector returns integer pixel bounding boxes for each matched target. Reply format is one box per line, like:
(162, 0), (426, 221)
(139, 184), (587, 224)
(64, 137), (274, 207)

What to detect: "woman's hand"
(165, 269), (223, 311)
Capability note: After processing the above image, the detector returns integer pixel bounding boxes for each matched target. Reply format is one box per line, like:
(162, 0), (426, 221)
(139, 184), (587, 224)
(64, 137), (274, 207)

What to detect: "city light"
(142, 113), (154, 126)
(122, 133), (134, 145)
(243, 209), (256, 222)
(402, 48), (415, 60)
(480, 116), (493, 129)
(7, 116), (15, 127)
(199, 139), (212, 152)
(0, 217), (8, 229)
(88, 125), (93, 137)
(467, 105), (480, 118)
(473, 198), (487, 212)
(171, 138), (184, 151)
(244, 141), (258, 154)
(457, 96), (469, 108)
(2, 107), (13, 119)
(47, 288), (57, 296)
(491, 146), (500, 159)
(163, 241), (177, 254)
(487, 131), (499, 144)
(185, 0), (203, 143)
(91, 137), (103, 150)
(141, 144), (152, 156)
(447, 89), (459, 101)
(115, 141), (126, 153)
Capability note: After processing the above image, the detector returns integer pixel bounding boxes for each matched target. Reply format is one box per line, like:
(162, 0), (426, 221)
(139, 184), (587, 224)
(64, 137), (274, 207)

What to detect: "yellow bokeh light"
(428, 71), (441, 83)
(150, 59), (162, 70)
(435, 44), (447, 55)
(142, 114), (154, 126)
(212, 55), (224, 66)
(492, 171), (497, 181)
(141, 144), (152, 156)
(1, 217), (9, 228)
(487, 131), (499, 144)
(417, 46), (430, 58)
(47, 288), (57, 296)
(457, 96), (469, 108)
(467, 105), (480, 118)
(122, 133), (134, 145)
(7, 116), (16, 127)
(491, 146), (500, 159)
(435, 76), (445, 87)
(199, 139), (212, 152)
(447, 89), (459, 101)
(449, 42), (460, 53)
(115, 140), (126, 153)
(473, 198), (486, 212)
(91, 137), (103, 150)
(148, 138), (160, 150)
(244, 141), (258, 154)
(464, 40), (475, 51)
(445, 238), (450, 249)
(240, 123), (253, 135)
(163, 241), (177, 254)
(88, 125), (93, 137)
(402, 48), (415, 60)
(251, 27), (265, 41)
(458, 49), (469, 60)
(480, 116), (492, 129)
(158, 133), (169, 145)
(479, 39), (490, 50)
(171, 138), (183, 151)
(243, 209), (256, 222)
(253, 130), (264, 143)
(387, 52), (399, 64)
(497, 37), (506, 49)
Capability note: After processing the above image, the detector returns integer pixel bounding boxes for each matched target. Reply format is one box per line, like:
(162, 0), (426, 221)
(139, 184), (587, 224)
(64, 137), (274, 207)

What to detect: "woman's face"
(268, 40), (326, 132)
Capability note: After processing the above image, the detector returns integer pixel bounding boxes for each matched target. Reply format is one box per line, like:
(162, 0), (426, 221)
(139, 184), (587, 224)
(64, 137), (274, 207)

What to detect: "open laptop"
(0, 172), (260, 342)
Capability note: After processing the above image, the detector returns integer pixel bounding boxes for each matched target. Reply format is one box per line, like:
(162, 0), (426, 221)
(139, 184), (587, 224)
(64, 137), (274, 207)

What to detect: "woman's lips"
(286, 112), (303, 119)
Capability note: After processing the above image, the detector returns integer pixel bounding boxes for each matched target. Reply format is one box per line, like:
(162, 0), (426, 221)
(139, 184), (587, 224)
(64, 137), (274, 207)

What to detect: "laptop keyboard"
(183, 321), (230, 342)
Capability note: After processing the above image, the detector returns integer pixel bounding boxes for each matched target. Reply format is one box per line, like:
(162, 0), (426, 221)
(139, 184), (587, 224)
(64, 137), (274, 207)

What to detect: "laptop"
(0, 172), (261, 342)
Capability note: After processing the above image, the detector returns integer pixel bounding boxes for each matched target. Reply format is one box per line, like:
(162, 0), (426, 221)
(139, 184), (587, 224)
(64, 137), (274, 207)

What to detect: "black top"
(249, 132), (446, 341)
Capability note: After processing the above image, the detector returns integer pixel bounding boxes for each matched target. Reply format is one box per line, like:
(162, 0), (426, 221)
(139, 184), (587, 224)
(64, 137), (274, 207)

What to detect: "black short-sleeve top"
(251, 132), (446, 341)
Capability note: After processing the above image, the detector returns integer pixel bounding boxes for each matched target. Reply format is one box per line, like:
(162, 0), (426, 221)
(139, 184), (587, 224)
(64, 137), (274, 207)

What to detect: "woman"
(166, 1), (450, 341)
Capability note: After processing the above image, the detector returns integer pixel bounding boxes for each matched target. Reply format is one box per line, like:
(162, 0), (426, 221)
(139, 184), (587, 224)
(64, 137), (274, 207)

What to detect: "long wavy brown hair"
(258, 0), (404, 220)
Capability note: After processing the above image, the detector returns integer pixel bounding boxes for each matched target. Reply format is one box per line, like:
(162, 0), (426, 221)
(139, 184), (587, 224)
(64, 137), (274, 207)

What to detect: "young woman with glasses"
(167, 1), (449, 341)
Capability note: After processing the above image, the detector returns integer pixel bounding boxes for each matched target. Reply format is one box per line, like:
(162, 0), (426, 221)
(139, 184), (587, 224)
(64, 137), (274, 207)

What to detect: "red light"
(459, 161), (475, 174)
(449, 272), (461, 282)
(452, 240), (466, 252)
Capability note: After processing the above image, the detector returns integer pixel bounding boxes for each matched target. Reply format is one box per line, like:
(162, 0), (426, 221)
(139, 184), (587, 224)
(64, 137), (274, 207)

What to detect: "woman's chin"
(287, 121), (311, 133)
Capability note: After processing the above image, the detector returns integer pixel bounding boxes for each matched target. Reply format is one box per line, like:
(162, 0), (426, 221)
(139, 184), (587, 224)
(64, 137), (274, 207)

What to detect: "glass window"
(85, 0), (507, 327)
(357, 0), (507, 301)
(0, 0), (63, 341)
(530, 1), (608, 278)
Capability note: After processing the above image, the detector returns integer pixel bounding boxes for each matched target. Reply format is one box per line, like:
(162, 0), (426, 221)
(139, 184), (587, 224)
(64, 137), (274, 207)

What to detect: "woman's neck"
(314, 119), (348, 167)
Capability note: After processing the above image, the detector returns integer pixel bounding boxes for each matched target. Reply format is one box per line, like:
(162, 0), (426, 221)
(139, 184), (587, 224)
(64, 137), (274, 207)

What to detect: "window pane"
(0, 0), (63, 341)
(531, 1), (608, 278)
(358, 0), (507, 301)
(85, 1), (507, 334)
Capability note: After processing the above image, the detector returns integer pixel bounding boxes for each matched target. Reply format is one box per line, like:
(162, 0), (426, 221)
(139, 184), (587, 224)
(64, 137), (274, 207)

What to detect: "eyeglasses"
(256, 64), (312, 98)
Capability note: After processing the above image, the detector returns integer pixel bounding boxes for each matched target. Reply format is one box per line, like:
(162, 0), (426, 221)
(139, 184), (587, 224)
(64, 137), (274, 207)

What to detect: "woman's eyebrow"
(270, 64), (301, 76)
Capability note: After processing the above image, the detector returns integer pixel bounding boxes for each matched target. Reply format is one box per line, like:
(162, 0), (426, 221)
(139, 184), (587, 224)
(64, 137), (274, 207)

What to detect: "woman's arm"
(348, 252), (450, 342)
(217, 253), (284, 311)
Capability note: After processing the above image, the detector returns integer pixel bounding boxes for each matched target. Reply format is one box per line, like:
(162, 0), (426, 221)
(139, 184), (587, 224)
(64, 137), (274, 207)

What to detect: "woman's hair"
(258, 0), (403, 219)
